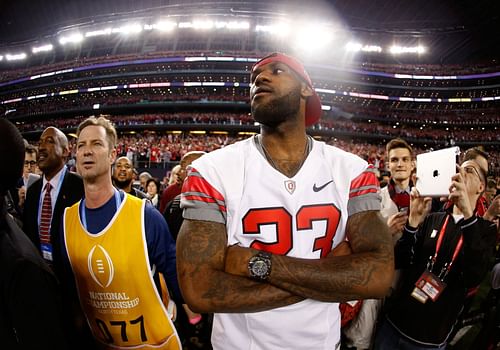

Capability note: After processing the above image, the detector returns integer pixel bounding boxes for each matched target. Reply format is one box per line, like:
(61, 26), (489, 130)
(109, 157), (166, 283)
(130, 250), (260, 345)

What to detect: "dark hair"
(145, 178), (160, 193)
(386, 138), (413, 157)
(0, 119), (25, 195)
(25, 143), (38, 158)
(487, 178), (496, 190)
(463, 147), (489, 181)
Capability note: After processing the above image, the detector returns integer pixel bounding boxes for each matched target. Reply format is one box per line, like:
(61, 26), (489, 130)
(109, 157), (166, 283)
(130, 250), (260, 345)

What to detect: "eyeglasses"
(24, 160), (37, 166)
(463, 166), (484, 182)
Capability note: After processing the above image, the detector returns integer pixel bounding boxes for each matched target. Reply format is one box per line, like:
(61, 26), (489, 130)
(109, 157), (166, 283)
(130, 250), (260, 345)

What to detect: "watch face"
(251, 259), (269, 277)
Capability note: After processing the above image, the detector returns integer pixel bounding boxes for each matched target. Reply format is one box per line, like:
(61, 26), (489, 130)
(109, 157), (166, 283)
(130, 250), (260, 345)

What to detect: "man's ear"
(301, 83), (314, 99)
(110, 148), (117, 165)
(478, 181), (485, 195)
(62, 146), (70, 158)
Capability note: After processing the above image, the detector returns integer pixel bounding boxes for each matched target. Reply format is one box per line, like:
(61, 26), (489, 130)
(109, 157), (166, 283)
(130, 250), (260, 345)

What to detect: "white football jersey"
(182, 136), (380, 350)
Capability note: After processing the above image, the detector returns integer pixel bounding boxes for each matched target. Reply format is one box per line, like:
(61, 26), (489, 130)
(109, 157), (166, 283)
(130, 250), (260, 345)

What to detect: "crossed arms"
(176, 210), (394, 313)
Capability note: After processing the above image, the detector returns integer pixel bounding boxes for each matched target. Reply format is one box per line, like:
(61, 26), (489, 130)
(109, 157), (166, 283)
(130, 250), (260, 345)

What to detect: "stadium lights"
(295, 24), (333, 51)
(0, 55), (3, 61)
(346, 42), (382, 53)
(32, 44), (53, 54)
(59, 33), (84, 45)
(390, 45), (426, 54)
(112, 24), (142, 35)
(255, 23), (291, 36)
(85, 28), (112, 37)
(215, 21), (249, 30)
(6, 53), (27, 61)
(179, 20), (214, 30)
(152, 21), (177, 31)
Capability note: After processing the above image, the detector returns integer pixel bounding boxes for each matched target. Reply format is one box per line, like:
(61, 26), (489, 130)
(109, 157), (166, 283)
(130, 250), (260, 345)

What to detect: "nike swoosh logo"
(313, 180), (333, 192)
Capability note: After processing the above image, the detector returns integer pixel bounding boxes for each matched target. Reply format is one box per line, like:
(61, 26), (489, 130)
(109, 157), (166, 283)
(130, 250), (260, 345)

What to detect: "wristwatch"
(248, 251), (272, 281)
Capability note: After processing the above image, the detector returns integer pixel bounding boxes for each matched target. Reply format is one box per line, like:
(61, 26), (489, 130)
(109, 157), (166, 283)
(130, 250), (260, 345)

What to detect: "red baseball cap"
(252, 52), (322, 127)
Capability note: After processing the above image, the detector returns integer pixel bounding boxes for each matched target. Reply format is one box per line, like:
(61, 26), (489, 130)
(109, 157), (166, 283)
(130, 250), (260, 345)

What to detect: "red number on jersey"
(242, 204), (341, 257)
(242, 207), (293, 255)
(297, 204), (341, 258)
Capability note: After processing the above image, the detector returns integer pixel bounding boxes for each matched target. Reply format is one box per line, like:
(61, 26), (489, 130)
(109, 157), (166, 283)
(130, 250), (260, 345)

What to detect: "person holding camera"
(373, 159), (496, 349)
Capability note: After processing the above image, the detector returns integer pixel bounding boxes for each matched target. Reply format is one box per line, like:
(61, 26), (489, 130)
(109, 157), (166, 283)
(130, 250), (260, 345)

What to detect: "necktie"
(39, 182), (52, 244)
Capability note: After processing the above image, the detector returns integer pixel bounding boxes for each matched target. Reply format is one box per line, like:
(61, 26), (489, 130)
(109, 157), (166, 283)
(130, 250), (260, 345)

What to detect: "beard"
(252, 89), (301, 127)
(113, 177), (132, 189)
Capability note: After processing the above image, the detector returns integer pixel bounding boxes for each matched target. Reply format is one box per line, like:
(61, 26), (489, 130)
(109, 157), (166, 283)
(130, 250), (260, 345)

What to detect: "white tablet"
(416, 146), (460, 197)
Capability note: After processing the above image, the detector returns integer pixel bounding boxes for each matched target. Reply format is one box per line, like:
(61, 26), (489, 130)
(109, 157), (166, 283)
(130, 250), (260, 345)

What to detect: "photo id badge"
(41, 242), (53, 262)
(416, 270), (447, 302)
(411, 286), (429, 304)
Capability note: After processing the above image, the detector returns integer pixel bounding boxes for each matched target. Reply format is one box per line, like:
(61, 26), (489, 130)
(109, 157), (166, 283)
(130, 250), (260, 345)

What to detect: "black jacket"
(0, 205), (67, 349)
(22, 170), (84, 278)
(385, 211), (497, 346)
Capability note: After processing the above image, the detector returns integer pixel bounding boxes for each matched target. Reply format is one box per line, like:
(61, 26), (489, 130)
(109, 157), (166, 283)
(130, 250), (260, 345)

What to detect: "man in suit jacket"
(23, 127), (84, 276)
(0, 119), (68, 349)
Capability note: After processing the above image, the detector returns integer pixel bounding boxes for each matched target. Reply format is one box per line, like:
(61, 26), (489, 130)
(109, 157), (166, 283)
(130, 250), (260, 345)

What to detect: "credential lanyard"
(81, 189), (121, 231)
(427, 214), (463, 280)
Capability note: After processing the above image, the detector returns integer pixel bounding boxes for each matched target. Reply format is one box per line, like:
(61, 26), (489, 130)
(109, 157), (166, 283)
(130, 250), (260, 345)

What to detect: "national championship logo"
(88, 244), (115, 288)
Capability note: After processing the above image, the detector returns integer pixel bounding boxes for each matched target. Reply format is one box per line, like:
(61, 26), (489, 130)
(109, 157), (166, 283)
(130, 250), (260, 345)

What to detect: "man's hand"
(448, 167), (473, 219)
(18, 186), (26, 207)
(408, 188), (432, 227)
(484, 195), (500, 222)
(387, 212), (408, 236)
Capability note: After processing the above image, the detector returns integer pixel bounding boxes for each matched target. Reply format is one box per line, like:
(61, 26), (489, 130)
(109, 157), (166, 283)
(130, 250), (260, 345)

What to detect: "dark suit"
(23, 170), (84, 277)
(0, 205), (68, 349)
(22, 169), (93, 349)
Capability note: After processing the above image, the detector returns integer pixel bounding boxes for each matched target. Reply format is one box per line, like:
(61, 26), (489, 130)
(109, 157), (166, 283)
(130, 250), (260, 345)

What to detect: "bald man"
(23, 127), (84, 273)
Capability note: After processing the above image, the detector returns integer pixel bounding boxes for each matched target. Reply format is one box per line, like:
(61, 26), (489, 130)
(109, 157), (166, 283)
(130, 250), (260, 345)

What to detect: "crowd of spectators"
(52, 131), (499, 176)
(14, 111), (499, 145)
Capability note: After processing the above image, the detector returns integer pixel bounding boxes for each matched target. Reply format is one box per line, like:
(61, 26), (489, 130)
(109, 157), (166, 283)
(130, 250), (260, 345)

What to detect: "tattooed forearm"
(177, 219), (303, 313)
(268, 211), (394, 302)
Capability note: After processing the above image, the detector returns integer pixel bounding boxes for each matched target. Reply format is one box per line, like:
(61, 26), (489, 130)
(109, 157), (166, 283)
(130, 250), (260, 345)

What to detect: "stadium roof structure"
(0, 0), (498, 65)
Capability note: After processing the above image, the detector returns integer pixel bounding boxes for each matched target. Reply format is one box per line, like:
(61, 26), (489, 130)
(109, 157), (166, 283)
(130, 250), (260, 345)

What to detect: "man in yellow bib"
(63, 116), (181, 350)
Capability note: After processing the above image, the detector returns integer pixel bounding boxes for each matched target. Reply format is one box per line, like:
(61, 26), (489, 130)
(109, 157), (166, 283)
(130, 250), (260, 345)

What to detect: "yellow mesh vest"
(64, 194), (181, 350)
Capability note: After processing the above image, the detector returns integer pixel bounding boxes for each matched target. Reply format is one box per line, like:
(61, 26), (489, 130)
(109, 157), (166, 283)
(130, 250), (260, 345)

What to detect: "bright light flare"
(179, 20), (214, 30)
(295, 24), (333, 51)
(32, 44), (53, 54)
(59, 33), (84, 45)
(255, 23), (291, 37)
(6, 53), (27, 61)
(390, 45), (426, 54)
(85, 28), (112, 37)
(112, 24), (142, 35)
(346, 42), (382, 53)
(215, 21), (249, 30)
(153, 21), (177, 31)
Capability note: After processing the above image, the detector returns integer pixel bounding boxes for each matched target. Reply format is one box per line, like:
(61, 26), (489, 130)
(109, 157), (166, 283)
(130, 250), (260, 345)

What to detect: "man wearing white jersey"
(177, 52), (394, 350)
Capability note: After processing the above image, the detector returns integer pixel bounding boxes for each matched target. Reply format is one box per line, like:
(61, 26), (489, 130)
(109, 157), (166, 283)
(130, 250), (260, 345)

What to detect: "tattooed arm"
(225, 210), (394, 302)
(176, 219), (303, 313)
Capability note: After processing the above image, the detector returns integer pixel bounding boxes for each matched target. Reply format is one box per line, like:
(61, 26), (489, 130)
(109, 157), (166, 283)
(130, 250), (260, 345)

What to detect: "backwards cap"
(252, 52), (322, 127)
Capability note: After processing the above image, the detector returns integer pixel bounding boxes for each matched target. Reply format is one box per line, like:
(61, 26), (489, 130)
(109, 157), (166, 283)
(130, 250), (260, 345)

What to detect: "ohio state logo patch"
(284, 180), (296, 194)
